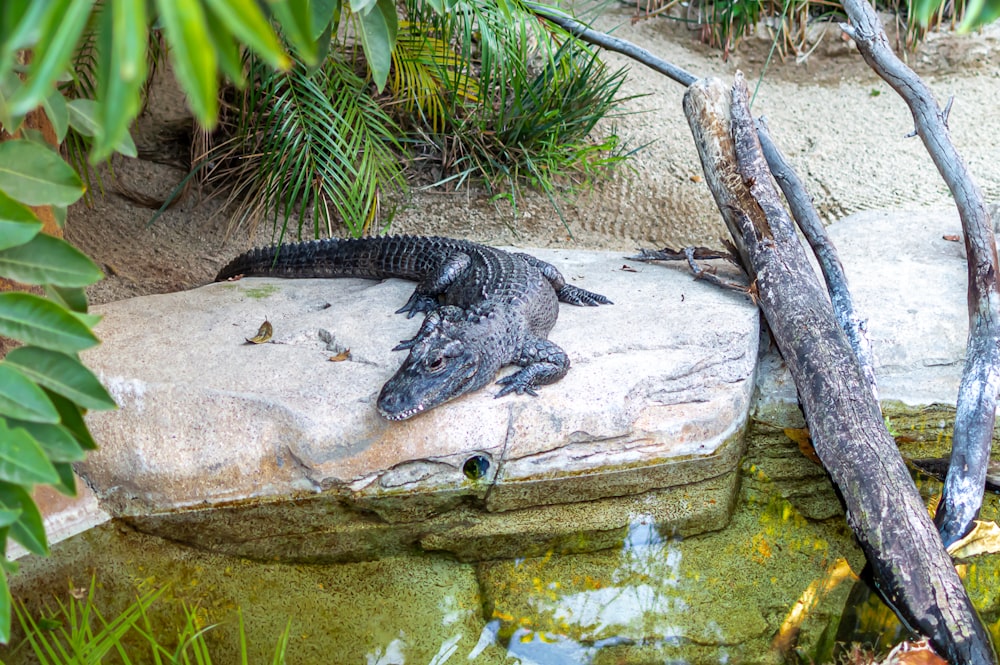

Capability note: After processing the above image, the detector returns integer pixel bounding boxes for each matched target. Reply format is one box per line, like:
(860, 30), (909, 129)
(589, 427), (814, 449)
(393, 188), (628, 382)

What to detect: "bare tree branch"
(841, 0), (1000, 549)
(523, 1), (698, 86)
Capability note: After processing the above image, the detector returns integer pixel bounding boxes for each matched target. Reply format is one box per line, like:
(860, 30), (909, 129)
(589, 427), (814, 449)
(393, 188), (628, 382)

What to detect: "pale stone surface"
(71, 247), (758, 559)
(6, 480), (110, 561)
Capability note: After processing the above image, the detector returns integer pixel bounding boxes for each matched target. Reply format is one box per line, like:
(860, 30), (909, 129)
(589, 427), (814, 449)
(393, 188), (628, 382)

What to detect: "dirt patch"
(66, 8), (1000, 305)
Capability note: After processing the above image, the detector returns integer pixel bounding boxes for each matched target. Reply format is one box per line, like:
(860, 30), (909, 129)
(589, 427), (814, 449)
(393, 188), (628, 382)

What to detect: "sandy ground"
(65, 7), (1000, 305)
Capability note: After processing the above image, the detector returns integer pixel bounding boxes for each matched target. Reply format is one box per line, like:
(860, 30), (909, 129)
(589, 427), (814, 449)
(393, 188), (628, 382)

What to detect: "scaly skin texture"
(216, 236), (612, 420)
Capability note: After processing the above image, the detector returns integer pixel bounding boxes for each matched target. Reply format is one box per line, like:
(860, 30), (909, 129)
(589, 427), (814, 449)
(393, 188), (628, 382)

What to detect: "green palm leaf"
(202, 53), (405, 237)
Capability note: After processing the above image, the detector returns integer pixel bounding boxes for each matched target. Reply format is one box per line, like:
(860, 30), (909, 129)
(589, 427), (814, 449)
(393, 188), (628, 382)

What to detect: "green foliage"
(0, 128), (112, 644)
(14, 581), (292, 664)
(657, 0), (1000, 57)
(202, 53), (406, 237)
(202, 0), (629, 238)
(913, 0), (1000, 30)
(0, 1), (334, 161)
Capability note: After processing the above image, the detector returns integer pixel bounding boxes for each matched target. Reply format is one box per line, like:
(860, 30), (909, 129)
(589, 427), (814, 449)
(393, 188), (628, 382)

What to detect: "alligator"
(215, 236), (612, 420)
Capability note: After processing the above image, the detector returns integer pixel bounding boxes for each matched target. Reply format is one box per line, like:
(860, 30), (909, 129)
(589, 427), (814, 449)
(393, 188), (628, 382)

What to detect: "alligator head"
(376, 307), (494, 420)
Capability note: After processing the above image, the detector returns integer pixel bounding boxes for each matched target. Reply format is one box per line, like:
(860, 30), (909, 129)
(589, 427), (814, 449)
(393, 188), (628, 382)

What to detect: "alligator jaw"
(378, 403), (426, 421)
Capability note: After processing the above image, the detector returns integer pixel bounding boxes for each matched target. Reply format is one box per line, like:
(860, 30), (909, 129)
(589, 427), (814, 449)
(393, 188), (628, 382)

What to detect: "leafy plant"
(198, 0), (630, 238)
(641, 0), (1000, 58)
(0, 0), (369, 646)
(198, 52), (406, 238)
(13, 580), (291, 664)
(0, 130), (116, 645)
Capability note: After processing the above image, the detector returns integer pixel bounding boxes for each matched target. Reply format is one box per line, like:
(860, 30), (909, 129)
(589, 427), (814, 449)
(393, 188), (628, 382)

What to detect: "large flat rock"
(75, 247), (759, 561)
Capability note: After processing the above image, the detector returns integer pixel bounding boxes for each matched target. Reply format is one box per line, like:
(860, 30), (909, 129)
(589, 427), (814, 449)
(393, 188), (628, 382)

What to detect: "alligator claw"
(396, 291), (439, 319)
(393, 338), (416, 351)
(495, 375), (539, 397)
(558, 284), (613, 307)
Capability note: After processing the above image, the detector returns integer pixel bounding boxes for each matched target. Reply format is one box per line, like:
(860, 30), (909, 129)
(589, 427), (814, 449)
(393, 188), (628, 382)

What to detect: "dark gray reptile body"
(215, 235), (611, 420)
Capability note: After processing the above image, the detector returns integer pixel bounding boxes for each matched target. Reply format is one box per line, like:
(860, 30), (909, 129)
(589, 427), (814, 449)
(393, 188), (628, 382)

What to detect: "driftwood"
(684, 74), (994, 664)
(840, 0), (1000, 552)
(754, 117), (879, 401)
(529, 4), (998, 660)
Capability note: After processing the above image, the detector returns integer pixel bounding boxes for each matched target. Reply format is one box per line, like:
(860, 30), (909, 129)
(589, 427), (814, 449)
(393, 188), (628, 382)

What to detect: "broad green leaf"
(47, 390), (98, 450)
(156, 0), (218, 127)
(6, 420), (86, 462)
(0, 421), (59, 485)
(0, 1), (48, 80)
(0, 293), (99, 353)
(0, 364), (59, 423)
(45, 285), (90, 313)
(349, 0), (377, 15)
(51, 462), (77, 496)
(52, 205), (67, 227)
(375, 0), (397, 48)
(358, 0), (395, 91)
(91, 0), (148, 161)
(0, 196), (42, 251)
(115, 129), (138, 158)
(0, 510), (20, 529)
(268, 0), (317, 64)
(41, 89), (69, 142)
(0, 69), (27, 132)
(0, 233), (103, 287)
(6, 347), (116, 411)
(0, 533), (15, 572)
(204, 0), (289, 70)
(203, 5), (249, 87)
(0, 482), (48, 556)
(311, 0), (340, 39)
(67, 98), (100, 137)
(7, 0), (94, 118)
(71, 311), (102, 329)
(959, 0), (1000, 31)
(0, 140), (84, 207)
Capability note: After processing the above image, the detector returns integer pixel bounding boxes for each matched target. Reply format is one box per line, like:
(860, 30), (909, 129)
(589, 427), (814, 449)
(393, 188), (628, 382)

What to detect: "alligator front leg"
(396, 252), (473, 318)
(495, 339), (570, 397)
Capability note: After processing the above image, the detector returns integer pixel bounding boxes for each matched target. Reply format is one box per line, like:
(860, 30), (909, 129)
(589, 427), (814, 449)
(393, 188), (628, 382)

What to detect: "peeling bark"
(840, 0), (1000, 554)
(684, 74), (996, 665)
(754, 117), (878, 401)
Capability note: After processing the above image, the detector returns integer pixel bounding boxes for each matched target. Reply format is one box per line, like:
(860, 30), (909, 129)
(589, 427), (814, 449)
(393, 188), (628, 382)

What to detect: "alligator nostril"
(463, 455), (490, 480)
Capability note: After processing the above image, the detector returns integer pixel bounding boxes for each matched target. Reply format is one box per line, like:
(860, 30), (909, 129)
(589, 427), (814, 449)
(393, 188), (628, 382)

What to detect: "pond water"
(5, 453), (998, 665)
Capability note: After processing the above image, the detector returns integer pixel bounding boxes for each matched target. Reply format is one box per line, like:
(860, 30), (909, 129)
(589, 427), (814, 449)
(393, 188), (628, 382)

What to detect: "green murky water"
(4, 431), (999, 664)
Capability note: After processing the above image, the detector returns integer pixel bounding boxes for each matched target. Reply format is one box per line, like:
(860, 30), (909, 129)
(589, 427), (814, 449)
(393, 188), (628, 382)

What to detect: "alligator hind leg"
(495, 339), (570, 397)
(396, 252), (472, 318)
(512, 252), (613, 306)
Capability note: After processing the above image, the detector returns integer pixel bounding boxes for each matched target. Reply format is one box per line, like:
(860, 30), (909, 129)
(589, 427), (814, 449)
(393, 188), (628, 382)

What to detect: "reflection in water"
(489, 515), (736, 664)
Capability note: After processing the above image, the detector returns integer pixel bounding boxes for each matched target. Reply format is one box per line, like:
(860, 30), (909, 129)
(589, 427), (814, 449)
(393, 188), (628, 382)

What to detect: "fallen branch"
(529, 6), (997, 659)
(755, 117), (878, 401)
(840, 0), (1000, 550)
(683, 73), (994, 664)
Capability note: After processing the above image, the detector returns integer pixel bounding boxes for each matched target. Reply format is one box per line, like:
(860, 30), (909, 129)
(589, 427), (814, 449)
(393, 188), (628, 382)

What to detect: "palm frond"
(201, 53), (406, 239)
(389, 21), (479, 134)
